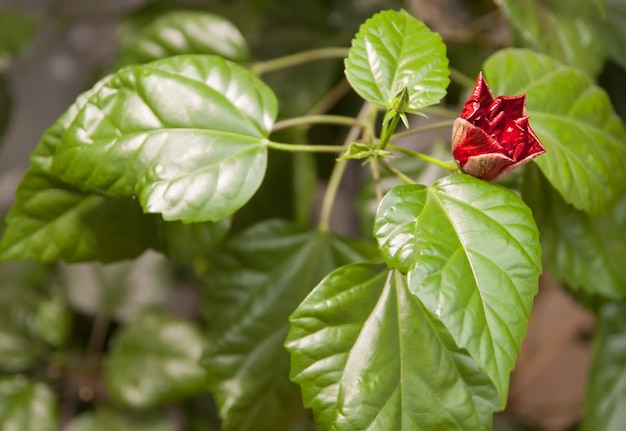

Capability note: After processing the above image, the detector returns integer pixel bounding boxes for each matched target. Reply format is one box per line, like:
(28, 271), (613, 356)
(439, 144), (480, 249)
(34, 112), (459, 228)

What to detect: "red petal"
(452, 118), (505, 165)
(460, 72), (494, 122)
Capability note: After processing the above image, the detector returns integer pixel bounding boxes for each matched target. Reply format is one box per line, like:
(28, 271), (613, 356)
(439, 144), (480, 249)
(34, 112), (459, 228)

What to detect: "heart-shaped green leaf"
(483, 48), (626, 214)
(116, 11), (250, 68)
(200, 220), (379, 431)
(523, 168), (626, 304)
(374, 174), (542, 404)
(0, 377), (57, 431)
(581, 303), (626, 431)
(493, 0), (607, 76)
(51, 54), (276, 223)
(344, 9), (449, 113)
(286, 263), (499, 430)
(105, 310), (207, 408)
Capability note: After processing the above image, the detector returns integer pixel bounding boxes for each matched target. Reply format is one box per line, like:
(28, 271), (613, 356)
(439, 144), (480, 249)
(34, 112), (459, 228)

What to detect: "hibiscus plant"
(0, 1), (625, 430)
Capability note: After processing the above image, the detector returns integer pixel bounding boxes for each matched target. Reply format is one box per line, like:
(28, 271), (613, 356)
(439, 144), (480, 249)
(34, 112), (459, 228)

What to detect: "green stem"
(450, 67), (476, 89)
(250, 47), (350, 76)
(379, 159), (415, 184)
(379, 113), (401, 150)
(388, 144), (459, 172)
(267, 140), (348, 153)
(272, 114), (372, 136)
(390, 119), (455, 141)
(369, 158), (383, 202)
(318, 102), (374, 232)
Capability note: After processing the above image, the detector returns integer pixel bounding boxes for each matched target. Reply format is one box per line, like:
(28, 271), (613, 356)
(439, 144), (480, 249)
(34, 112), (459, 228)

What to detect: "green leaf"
(286, 264), (499, 430)
(0, 11), (36, 70)
(374, 174), (542, 405)
(66, 408), (176, 431)
(116, 11), (250, 68)
(35, 294), (71, 347)
(344, 9), (449, 113)
(523, 168), (626, 304)
(201, 220), (379, 431)
(105, 310), (207, 408)
(60, 251), (171, 322)
(581, 302), (626, 431)
(493, 0), (607, 76)
(0, 261), (62, 371)
(483, 48), (626, 214)
(0, 377), (57, 431)
(51, 54), (277, 223)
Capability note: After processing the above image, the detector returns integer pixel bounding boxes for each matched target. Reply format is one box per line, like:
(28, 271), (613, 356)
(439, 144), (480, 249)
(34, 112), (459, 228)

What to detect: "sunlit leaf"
(344, 9), (449, 113)
(286, 264), (499, 430)
(374, 174), (542, 404)
(50, 55), (276, 223)
(484, 48), (626, 214)
(201, 220), (379, 431)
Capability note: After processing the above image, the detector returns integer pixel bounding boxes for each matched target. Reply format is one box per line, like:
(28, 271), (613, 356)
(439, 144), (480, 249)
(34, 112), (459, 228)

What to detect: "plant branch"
(250, 47), (350, 76)
(388, 144), (458, 172)
(318, 103), (374, 232)
(272, 114), (372, 135)
(267, 140), (348, 153)
(390, 119), (455, 141)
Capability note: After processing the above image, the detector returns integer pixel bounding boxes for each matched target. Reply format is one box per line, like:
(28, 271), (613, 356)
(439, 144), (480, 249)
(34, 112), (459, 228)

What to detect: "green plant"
(0, 1), (625, 430)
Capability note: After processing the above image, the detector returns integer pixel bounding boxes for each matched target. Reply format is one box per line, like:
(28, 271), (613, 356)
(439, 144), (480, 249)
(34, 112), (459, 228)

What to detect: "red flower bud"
(452, 72), (546, 180)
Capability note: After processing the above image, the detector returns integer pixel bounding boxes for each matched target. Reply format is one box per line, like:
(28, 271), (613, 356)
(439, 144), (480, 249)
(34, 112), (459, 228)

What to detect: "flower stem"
(450, 67), (476, 89)
(390, 119), (455, 141)
(388, 144), (458, 172)
(379, 112), (401, 150)
(378, 159), (415, 184)
(267, 140), (348, 153)
(250, 47), (350, 76)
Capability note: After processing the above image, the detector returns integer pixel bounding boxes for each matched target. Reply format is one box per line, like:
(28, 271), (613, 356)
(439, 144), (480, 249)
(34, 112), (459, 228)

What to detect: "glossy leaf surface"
(51, 55), (276, 223)
(201, 220), (379, 431)
(116, 11), (250, 67)
(105, 310), (207, 408)
(581, 303), (626, 431)
(286, 264), (499, 430)
(0, 377), (57, 431)
(484, 49), (626, 214)
(494, 0), (606, 76)
(374, 174), (542, 403)
(344, 9), (449, 113)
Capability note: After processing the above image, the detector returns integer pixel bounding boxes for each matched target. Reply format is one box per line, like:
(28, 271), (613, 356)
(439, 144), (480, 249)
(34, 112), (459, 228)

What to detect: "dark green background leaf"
(201, 220), (379, 431)
(0, 11), (37, 70)
(116, 11), (250, 68)
(374, 174), (542, 404)
(345, 9), (449, 113)
(0, 377), (57, 431)
(105, 310), (207, 408)
(523, 167), (626, 304)
(484, 48), (626, 214)
(286, 264), (499, 430)
(581, 302), (626, 431)
(494, 0), (607, 76)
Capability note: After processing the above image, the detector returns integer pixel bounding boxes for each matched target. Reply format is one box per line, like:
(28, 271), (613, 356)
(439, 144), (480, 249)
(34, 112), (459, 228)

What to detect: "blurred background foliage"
(0, 0), (624, 430)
